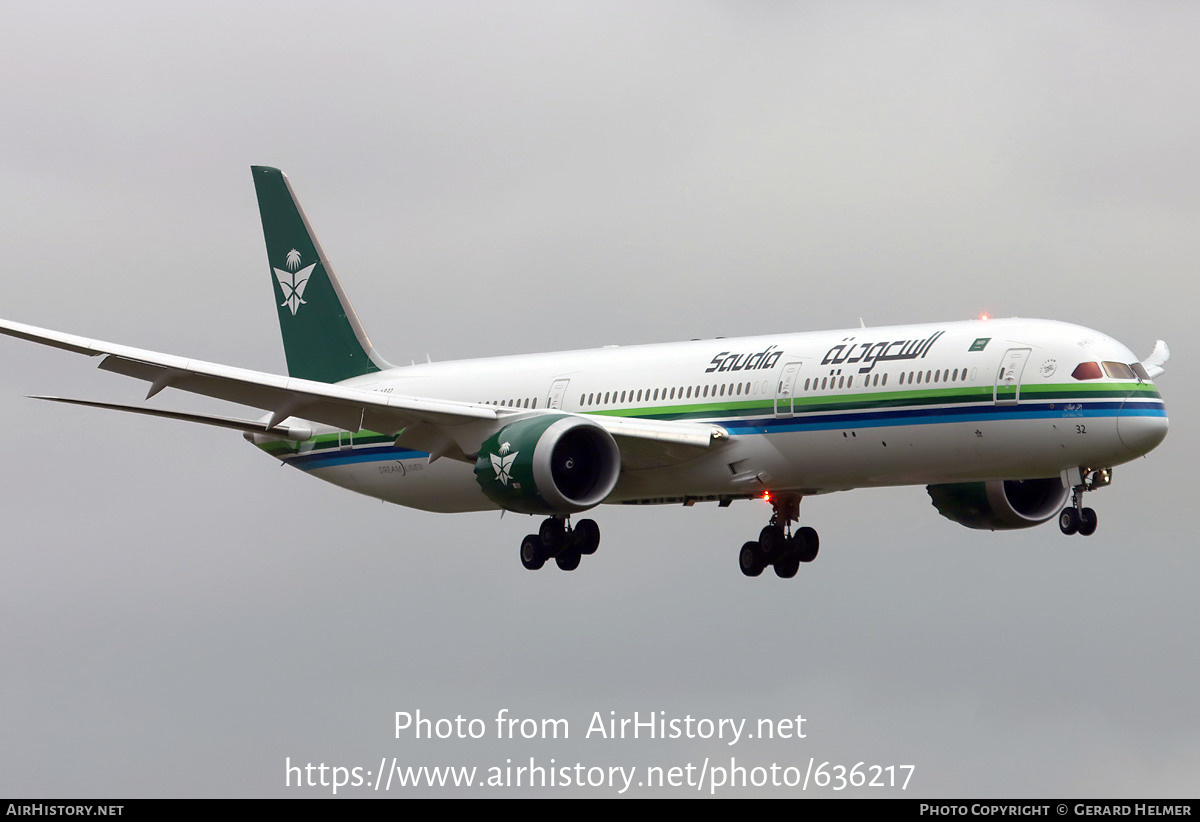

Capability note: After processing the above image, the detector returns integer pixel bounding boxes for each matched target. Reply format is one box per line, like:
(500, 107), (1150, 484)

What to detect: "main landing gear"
(520, 516), (600, 572)
(1058, 467), (1111, 537)
(739, 494), (819, 579)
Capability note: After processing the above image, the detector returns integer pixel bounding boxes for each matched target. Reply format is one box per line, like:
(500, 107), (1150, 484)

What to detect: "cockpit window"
(1071, 362), (1103, 380)
(1102, 361), (1135, 380)
(1131, 362), (1150, 381)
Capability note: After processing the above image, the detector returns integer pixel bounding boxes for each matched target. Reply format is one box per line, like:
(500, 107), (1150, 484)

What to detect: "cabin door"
(774, 362), (804, 418)
(546, 378), (571, 410)
(994, 348), (1031, 405)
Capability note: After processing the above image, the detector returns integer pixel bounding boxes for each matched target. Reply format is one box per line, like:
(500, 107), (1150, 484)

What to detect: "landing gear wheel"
(574, 518), (600, 555)
(520, 534), (546, 570)
(539, 517), (565, 550)
(774, 554), (800, 578)
(1077, 507), (1098, 537)
(759, 525), (786, 557)
(795, 526), (819, 563)
(1059, 508), (1079, 536)
(739, 541), (765, 577)
(555, 548), (581, 571)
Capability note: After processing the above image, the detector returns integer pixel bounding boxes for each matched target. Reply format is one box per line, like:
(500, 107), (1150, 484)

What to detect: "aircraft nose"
(1117, 400), (1168, 457)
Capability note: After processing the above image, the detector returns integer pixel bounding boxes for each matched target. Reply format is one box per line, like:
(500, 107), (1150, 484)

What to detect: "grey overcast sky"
(1, 1), (1196, 797)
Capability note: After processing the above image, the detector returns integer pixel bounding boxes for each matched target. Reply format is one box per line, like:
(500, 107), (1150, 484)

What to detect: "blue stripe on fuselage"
(720, 399), (1164, 435)
(280, 399), (1165, 470)
(285, 444), (428, 470)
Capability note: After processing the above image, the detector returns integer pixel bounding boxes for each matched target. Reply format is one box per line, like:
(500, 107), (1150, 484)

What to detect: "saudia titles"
(704, 331), (945, 375)
(822, 330), (944, 375)
(705, 344), (784, 374)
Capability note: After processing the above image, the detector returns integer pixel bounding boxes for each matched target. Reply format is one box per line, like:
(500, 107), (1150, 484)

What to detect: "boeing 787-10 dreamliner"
(0, 167), (1170, 577)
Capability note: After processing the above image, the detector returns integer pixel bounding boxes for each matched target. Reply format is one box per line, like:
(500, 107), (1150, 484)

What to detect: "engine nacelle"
(473, 414), (621, 515)
(926, 478), (1069, 530)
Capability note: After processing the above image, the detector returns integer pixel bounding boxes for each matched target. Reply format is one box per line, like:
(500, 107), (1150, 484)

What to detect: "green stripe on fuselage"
(585, 380), (1158, 422)
(254, 380), (1161, 458)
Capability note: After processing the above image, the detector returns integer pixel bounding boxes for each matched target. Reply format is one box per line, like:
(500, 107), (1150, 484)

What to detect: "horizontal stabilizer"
(30, 396), (314, 440)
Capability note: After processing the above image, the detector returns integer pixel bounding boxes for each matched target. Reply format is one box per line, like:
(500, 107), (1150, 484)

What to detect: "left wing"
(1, 318), (725, 464)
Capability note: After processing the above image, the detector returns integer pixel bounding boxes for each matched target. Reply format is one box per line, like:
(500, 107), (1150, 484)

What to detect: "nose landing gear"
(739, 494), (819, 579)
(1058, 467), (1111, 537)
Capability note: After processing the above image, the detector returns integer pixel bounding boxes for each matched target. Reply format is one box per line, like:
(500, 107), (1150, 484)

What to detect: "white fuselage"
(257, 317), (1168, 513)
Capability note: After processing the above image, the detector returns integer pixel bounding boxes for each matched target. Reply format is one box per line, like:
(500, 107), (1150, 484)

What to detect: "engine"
(473, 414), (621, 515)
(926, 478), (1069, 530)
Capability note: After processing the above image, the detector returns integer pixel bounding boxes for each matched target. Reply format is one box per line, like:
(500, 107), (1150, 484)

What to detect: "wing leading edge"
(0, 318), (724, 464)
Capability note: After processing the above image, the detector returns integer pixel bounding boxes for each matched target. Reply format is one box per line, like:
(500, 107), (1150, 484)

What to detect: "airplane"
(0, 167), (1170, 578)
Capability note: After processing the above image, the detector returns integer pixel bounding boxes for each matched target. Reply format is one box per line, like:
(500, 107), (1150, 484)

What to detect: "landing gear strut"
(739, 494), (819, 579)
(1058, 467), (1110, 537)
(519, 516), (600, 571)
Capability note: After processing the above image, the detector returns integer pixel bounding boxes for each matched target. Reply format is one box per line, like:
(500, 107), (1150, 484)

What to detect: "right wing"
(1141, 339), (1169, 379)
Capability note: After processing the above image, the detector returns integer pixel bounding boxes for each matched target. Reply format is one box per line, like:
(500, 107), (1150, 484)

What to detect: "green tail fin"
(251, 166), (392, 383)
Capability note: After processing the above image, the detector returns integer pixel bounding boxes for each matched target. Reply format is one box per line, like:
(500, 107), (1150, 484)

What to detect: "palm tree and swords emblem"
(274, 248), (316, 316)
(490, 441), (519, 486)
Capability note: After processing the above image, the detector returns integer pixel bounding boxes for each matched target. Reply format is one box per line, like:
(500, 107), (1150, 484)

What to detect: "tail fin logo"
(274, 248), (316, 316)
